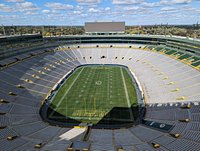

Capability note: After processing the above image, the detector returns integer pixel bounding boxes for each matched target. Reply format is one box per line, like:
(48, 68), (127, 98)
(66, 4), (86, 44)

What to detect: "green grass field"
(49, 65), (138, 124)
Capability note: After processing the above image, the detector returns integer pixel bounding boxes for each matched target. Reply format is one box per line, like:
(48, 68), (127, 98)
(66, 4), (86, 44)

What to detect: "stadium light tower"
(194, 31), (197, 38)
(164, 24), (167, 37)
(193, 21), (198, 41)
(2, 24), (6, 36)
(11, 24), (16, 35)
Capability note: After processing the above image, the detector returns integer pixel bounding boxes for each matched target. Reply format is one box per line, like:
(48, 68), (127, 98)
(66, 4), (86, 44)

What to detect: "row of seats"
(0, 43), (199, 150)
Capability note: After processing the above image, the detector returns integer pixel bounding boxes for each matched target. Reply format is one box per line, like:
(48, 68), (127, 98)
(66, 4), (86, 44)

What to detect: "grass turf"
(49, 65), (138, 124)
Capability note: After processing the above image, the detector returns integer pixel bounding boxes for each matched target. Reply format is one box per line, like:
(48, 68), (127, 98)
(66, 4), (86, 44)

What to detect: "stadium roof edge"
(1, 33), (199, 45)
(0, 33), (41, 39)
(44, 34), (200, 45)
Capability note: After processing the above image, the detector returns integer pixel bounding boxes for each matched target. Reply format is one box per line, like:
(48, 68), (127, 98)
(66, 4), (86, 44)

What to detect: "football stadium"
(0, 22), (200, 151)
(0, 1), (200, 150)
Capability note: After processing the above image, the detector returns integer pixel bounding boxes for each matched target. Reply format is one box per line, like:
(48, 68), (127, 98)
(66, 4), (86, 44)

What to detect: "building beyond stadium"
(84, 22), (125, 35)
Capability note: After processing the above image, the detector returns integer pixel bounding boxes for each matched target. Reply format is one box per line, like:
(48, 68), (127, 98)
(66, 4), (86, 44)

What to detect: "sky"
(0, 0), (200, 25)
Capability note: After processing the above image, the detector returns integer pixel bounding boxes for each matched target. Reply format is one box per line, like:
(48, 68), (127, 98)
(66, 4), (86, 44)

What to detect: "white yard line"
(120, 67), (134, 120)
(56, 67), (84, 109)
(107, 69), (110, 100)
(120, 68), (131, 107)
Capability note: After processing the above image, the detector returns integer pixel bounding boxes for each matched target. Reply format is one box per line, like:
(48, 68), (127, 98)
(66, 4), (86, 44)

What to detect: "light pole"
(2, 24), (6, 36)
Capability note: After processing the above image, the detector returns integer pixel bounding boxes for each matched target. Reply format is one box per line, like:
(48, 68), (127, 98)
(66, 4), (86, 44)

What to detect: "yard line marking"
(55, 67), (84, 110)
(120, 67), (134, 120)
(107, 68), (110, 100)
(120, 68), (131, 107)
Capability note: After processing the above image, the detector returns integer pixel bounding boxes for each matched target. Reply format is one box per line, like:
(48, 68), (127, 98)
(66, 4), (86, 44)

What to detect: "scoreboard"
(85, 22), (125, 34)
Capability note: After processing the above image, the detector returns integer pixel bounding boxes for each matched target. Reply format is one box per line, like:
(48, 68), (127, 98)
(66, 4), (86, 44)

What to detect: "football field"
(49, 65), (138, 124)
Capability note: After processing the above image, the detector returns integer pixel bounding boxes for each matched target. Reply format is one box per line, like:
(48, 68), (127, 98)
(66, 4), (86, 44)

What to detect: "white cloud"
(74, 10), (82, 15)
(5, 0), (24, 2)
(0, 14), (20, 20)
(142, 2), (160, 7)
(76, 5), (84, 10)
(124, 6), (140, 11)
(88, 8), (101, 13)
(142, 0), (192, 8)
(42, 10), (50, 13)
(80, 14), (88, 18)
(171, 0), (192, 4)
(161, 7), (176, 11)
(112, 0), (142, 5)
(76, 0), (101, 5)
(25, 11), (37, 15)
(45, 2), (73, 10)
(16, 2), (38, 12)
(160, 0), (192, 5)
(105, 7), (111, 11)
(0, 3), (13, 12)
(120, 6), (151, 15)
(0, 0), (198, 25)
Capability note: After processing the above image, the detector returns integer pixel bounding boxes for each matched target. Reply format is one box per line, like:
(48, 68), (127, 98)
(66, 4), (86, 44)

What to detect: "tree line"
(1, 25), (200, 38)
